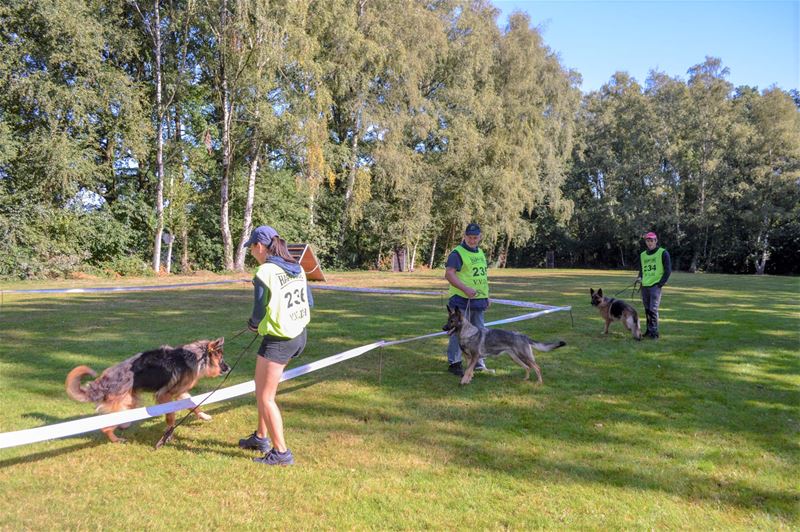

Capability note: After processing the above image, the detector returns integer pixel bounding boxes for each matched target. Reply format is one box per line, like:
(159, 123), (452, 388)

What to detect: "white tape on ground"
(0, 342), (384, 450)
(4, 281), (567, 311)
(0, 283), (571, 450)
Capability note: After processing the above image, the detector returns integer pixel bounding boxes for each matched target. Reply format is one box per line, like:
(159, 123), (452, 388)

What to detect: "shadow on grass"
(0, 440), (104, 469)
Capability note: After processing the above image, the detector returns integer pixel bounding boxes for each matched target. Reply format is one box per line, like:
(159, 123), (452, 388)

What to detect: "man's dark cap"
(465, 223), (481, 236)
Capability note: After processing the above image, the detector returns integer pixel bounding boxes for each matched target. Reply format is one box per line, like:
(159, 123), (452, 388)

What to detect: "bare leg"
(255, 356), (288, 452)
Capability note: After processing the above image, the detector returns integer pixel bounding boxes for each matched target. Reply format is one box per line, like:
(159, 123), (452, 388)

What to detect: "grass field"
(0, 269), (798, 529)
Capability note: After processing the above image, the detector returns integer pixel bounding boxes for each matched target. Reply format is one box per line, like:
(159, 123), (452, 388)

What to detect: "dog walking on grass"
(65, 338), (229, 443)
(590, 288), (642, 340)
(442, 306), (565, 385)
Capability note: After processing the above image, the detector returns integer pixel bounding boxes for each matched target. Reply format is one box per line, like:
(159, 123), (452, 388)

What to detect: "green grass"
(0, 269), (797, 529)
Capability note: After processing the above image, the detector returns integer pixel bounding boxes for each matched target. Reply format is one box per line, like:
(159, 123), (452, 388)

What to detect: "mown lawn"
(0, 269), (797, 529)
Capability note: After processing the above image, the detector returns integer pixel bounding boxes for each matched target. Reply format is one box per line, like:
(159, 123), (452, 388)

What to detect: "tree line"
(1, 0), (798, 280)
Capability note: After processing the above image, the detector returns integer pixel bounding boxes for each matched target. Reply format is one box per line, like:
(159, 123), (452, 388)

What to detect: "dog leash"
(612, 280), (640, 298)
(154, 331), (259, 449)
(630, 279), (642, 299)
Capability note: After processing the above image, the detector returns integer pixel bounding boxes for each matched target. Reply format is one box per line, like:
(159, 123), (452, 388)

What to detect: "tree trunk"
(181, 227), (189, 273)
(235, 148), (260, 271)
(755, 230), (769, 275)
(409, 239), (418, 272)
(618, 244), (626, 268)
(689, 250), (699, 273)
(218, 0), (234, 271)
(338, 110), (361, 254)
(428, 234), (437, 268)
(151, 0), (164, 274)
(174, 103), (186, 274)
(165, 236), (173, 274)
(446, 224), (456, 255)
(501, 237), (511, 268)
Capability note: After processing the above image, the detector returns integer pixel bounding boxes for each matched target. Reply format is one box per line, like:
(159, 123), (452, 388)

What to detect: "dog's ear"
(590, 288), (594, 296)
(597, 288), (603, 297)
(209, 337), (224, 350)
(446, 304), (452, 314)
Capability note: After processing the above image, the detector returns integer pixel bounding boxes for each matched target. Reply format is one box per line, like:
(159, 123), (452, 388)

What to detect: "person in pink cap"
(636, 231), (671, 339)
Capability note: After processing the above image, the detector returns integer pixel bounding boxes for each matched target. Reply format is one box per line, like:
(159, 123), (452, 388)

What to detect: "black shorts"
(257, 329), (307, 365)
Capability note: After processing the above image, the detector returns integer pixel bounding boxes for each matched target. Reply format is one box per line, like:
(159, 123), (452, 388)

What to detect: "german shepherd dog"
(65, 338), (229, 443)
(590, 288), (642, 340)
(443, 306), (566, 385)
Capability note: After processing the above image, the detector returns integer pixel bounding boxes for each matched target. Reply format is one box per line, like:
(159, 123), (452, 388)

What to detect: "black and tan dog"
(443, 306), (565, 385)
(65, 338), (229, 442)
(590, 288), (642, 340)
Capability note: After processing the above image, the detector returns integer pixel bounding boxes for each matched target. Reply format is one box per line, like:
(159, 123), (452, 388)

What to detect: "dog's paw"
(196, 412), (212, 421)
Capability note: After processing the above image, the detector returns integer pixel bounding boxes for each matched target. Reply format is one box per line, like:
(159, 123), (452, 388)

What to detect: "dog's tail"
(528, 339), (566, 352)
(65, 366), (97, 402)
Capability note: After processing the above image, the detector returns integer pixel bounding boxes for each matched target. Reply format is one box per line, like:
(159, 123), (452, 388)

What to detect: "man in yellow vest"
(637, 231), (671, 339)
(444, 223), (490, 376)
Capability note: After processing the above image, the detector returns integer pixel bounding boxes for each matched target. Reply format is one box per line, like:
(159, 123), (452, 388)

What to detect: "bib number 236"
(284, 288), (306, 308)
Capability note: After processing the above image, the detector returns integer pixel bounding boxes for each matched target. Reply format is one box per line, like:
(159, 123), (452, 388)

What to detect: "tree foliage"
(1, 1), (798, 278)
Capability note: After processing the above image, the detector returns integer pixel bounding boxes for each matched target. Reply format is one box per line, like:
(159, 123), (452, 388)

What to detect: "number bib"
(254, 263), (311, 339)
(448, 245), (489, 299)
(640, 247), (665, 287)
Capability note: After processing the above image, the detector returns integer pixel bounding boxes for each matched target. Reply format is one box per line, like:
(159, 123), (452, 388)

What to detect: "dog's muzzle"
(220, 361), (231, 373)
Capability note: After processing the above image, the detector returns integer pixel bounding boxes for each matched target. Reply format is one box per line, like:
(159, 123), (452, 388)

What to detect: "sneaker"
(448, 362), (464, 377)
(474, 360), (488, 372)
(254, 448), (295, 466)
(239, 431), (271, 452)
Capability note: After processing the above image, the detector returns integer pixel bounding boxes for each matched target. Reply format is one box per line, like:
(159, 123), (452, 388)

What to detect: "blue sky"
(493, 1), (799, 93)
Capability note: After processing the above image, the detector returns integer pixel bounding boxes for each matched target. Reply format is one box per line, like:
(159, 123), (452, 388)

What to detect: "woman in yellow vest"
(444, 223), (490, 376)
(637, 231), (671, 339)
(238, 225), (312, 465)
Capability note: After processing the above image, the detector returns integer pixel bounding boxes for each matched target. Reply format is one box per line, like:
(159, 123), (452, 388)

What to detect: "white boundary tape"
(0, 342), (383, 450)
(0, 283), (570, 450)
(4, 281), (563, 311)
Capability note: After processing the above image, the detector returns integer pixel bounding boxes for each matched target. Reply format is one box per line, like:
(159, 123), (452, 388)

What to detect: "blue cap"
(244, 225), (279, 247)
(465, 223), (481, 236)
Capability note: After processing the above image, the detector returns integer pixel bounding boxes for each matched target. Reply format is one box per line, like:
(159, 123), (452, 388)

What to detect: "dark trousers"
(640, 285), (663, 336)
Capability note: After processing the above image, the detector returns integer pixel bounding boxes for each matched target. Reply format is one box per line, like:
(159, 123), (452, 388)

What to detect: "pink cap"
(644, 232), (657, 240)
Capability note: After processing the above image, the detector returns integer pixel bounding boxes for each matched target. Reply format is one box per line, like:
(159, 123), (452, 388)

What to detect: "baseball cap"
(244, 225), (279, 247)
(644, 232), (658, 240)
(465, 223), (481, 236)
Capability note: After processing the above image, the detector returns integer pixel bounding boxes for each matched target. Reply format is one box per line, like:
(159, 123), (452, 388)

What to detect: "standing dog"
(442, 306), (565, 385)
(65, 338), (229, 443)
(590, 288), (642, 340)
